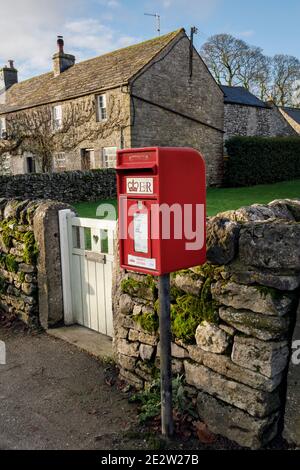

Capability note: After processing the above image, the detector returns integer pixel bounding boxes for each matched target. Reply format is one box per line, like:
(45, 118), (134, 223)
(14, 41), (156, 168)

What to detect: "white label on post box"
(126, 177), (153, 194)
(128, 255), (156, 270)
(133, 212), (148, 253)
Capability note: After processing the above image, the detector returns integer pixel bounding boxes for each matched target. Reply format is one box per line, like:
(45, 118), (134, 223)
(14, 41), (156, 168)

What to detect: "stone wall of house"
(2, 87), (131, 175)
(224, 103), (297, 144)
(0, 198), (70, 328)
(130, 32), (224, 186)
(113, 198), (300, 449)
(0, 169), (116, 203)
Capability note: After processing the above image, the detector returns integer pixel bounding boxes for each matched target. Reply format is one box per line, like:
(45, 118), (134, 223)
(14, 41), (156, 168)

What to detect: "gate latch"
(85, 252), (106, 264)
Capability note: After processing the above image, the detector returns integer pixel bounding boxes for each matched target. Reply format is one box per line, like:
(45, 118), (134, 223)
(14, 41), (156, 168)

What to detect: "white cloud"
(0, 0), (137, 81)
(64, 19), (138, 61)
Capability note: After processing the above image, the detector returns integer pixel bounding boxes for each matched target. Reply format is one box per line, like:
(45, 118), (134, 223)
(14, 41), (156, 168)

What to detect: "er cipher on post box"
(116, 147), (206, 276)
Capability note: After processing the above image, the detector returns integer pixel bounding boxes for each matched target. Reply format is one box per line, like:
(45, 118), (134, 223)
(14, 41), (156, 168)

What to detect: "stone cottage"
(0, 29), (224, 186)
(222, 85), (298, 144)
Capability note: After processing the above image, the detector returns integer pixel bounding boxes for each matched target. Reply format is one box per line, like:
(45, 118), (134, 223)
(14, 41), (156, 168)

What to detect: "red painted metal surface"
(117, 147), (206, 275)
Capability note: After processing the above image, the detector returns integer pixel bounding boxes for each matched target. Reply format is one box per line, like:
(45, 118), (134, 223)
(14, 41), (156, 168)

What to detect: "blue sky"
(0, 0), (299, 81)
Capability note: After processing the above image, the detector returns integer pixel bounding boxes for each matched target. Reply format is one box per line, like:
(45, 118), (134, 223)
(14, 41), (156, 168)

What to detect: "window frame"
(55, 152), (66, 170)
(52, 104), (63, 130)
(97, 94), (107, 122)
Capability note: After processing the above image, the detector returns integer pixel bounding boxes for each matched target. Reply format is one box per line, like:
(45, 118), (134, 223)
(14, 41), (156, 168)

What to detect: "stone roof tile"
(0, 29), (184, 114)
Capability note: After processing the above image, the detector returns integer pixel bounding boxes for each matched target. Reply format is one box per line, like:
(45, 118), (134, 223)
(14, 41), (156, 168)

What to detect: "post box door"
(121, 198), (159, 272)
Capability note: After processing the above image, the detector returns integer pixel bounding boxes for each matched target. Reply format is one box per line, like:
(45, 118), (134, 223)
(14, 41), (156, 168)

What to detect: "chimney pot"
(57, 35), (64, 54)
(0, 60), (18, 90)
(53, 36), (75, 76)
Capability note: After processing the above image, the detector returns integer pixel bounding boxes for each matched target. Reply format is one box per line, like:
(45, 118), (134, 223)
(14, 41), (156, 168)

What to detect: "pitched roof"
(221, 85), (268, 108)
(281, 106), (300, 125)
(0, 29), (184, 114)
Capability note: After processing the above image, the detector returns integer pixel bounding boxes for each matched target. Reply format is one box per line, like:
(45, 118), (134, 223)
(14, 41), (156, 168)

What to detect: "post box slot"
(116, 163), (157, 174)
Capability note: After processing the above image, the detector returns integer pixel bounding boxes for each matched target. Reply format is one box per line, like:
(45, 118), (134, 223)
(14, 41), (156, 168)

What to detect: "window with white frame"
(0, 117), (6, 139)
(102, 147), (117, 168)
(53, 105), (63, 130)
(55, 152), (66, 171)
(97, 94), (107, 121)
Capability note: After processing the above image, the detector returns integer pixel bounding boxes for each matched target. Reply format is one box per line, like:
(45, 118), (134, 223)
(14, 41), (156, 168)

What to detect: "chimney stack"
(0, 60), (18, 92)
(52, 35), (75, 77)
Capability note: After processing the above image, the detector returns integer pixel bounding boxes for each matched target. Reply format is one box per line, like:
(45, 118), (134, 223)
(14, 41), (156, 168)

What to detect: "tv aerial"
(144, 12), (161, 36)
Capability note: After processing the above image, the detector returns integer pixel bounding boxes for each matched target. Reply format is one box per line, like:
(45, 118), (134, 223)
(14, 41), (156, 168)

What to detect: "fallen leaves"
(194, 421), (217, 444)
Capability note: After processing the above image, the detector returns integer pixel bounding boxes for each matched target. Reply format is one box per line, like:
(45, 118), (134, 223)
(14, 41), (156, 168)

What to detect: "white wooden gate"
(59, 210), (116, 337)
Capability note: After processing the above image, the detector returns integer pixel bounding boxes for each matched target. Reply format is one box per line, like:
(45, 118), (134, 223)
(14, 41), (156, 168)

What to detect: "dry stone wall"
(113, 198), (300, 449)
(0, 198), (69, 327)
(0, 169), (116, 203)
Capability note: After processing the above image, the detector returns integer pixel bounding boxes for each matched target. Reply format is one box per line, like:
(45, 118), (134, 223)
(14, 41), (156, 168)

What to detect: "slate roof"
(0, 29), (184, 114)
(221, 85), (268, 108)
(281, 107), (300, 125)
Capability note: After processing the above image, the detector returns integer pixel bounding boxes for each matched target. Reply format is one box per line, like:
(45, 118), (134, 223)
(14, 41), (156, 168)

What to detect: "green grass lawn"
(74, 179), (300, 219)
(74, 198), (117, 220)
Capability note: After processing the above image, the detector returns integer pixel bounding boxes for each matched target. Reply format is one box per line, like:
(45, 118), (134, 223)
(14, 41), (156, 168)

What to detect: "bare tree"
(253, 55), (272, 101)
(201, 34), (248, 86)
(237, 47), (272, 99)
(201, 34), (300, 107)
(293, 83), (300, 107)
(272, 54), (300, 106)
(0, 94), (129, 172)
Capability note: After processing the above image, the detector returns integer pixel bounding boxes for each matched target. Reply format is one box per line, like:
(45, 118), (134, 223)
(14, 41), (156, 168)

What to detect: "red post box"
(116, 147), (206, 276)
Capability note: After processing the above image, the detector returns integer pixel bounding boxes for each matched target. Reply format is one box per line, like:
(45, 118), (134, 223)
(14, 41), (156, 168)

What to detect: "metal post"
(159, 273), (174, 437)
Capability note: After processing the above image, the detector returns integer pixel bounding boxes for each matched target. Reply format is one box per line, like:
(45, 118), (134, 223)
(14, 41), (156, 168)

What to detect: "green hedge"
(225, 136), (300, 186)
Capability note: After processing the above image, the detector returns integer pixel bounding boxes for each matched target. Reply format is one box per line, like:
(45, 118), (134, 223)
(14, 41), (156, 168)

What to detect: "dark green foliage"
(225, 136), (300, 187)
(5, 254), (18, 273)
(130, 375), (197, 423)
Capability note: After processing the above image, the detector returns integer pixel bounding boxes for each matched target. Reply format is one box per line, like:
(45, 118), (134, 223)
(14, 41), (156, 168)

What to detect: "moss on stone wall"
(254, 285), (283, 301)
(169, 264), (220, 343)
(171, 289), (219, 344)
(199, 277), (219, 323)
(0, 219), (17, 249)
(23, 231), (39, 264)
(5, 254), (19, 273)
(133, 310), (159, 333)
(121, 275), (157, 300)
(120, 263), (221, 343)
(18, 272), (25, 283)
